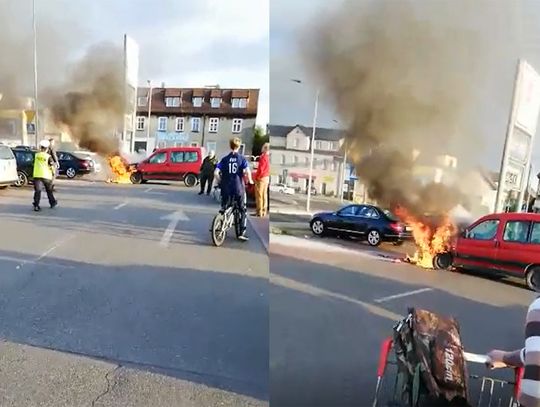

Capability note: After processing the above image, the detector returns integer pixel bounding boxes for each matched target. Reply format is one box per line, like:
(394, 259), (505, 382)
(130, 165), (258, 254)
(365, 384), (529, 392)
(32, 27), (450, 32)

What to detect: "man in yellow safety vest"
(33, 140), (58, 212)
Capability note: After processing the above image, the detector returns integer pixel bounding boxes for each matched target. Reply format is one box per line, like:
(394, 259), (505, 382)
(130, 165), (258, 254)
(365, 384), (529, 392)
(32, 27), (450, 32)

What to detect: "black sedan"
(309, 204), (412, 246)
(57, 151), (95, 178)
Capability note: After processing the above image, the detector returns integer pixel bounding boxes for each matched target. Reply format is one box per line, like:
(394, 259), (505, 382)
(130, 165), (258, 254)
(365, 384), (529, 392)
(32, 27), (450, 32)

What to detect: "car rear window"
(503, 220), (531, 243)
(531, 223), (540, 244)
(0, 146), (14, 160)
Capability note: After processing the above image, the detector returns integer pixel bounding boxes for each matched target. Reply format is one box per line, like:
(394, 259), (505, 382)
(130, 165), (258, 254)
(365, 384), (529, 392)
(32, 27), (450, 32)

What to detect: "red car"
(436, 212), (540, 289)
(130, 147), (202, 187)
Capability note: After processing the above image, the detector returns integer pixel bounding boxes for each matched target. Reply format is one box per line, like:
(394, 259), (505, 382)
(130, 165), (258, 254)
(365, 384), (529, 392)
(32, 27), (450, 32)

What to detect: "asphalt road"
(270, 234), (533, 407)
(0, 179), (268, 406)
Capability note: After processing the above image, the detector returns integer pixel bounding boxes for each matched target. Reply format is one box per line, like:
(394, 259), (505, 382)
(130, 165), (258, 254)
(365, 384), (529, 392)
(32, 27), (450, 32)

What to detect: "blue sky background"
(270, 0), (540, 174)
(3, 0), (269, 125)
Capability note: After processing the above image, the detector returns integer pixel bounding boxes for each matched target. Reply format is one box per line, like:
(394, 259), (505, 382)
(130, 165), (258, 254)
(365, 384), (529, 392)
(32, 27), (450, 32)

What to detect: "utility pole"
(32, 0), (39, 146)
(146, 80), (152, 151)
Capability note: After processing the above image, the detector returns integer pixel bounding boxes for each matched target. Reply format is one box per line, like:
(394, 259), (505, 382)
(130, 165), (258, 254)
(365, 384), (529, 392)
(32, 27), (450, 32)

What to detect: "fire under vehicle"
(432, 212), (540, 289)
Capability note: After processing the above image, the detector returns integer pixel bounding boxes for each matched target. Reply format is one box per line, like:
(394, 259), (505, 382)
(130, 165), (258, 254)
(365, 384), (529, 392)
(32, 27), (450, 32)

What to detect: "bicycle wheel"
(234, 208), (242, 238)
(211, 213), (227, 247)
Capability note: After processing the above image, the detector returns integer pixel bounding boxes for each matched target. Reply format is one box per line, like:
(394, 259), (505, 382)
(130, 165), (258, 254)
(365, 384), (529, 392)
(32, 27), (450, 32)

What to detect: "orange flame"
(107, 155), (133, 184)
(395, 206), (455, 269)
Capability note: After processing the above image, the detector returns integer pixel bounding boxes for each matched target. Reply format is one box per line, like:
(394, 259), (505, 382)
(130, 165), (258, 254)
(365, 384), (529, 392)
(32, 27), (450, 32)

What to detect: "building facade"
(268, 124), (346, 196)
(134, 87), (259, 157)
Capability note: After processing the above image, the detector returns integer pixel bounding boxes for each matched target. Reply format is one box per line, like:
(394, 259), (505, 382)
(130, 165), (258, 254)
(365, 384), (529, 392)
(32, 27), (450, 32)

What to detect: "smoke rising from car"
(44, 43), (126, 156)
(305, 0), (518, 216)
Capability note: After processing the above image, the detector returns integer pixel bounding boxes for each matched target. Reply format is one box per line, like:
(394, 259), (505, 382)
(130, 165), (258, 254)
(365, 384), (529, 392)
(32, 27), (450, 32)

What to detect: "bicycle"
(210, 198), (244, 247)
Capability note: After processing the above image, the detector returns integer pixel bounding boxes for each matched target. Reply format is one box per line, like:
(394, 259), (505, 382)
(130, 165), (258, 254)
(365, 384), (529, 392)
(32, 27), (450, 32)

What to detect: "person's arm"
(242, 157), (253, 184)
(214, 160), (223, 183)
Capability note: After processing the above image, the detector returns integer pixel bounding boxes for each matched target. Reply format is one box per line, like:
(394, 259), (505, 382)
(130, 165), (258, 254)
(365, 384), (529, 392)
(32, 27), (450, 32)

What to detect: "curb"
(248, 216), (269, 252)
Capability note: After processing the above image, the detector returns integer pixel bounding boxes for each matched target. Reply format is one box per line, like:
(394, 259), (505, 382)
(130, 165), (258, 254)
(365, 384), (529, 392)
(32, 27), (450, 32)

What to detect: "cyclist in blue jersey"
(214, 137), (254, 241)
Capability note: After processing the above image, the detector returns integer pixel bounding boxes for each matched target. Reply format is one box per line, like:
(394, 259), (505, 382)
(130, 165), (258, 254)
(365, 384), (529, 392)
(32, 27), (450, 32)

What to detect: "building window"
(239, 144), (245, 155)
(158, 117), (167, 131)
(323, 160), (328, 170)
(191, 117), (201, 132)
(232, 118), (243, 133)
(211, 98), (221, 108)
(332, 141), (340, 151)
(305, 156), (309, 165)
(137, 96), (147, 107)
(294, 156), (299, 165)
(192, 97), (203, 107)
(209, 118), (219, 133)
(314, 140), (322, 150)
(136, 116), (145, 130)
(165, 97), (181, 107)
(175, 117), (184, 132)
(293, 138), (299, 148)
(232, 98), (247, 108)
(280, 155), (286, 164)
(331, 161), (336, 171)
(206, 141), (217, 153)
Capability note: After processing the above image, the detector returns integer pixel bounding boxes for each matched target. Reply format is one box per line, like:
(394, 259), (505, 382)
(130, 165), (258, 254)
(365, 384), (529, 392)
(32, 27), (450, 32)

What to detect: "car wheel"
(526, 266), (540, 290)
(130, 172), (143, 184)
(433, 252), (453, 270)
(184, 173), (197, 187)
(310, 218), (325, 236)
(15, 171), (28, 187)
(66, 167), (77, 179)
(367, 229), (381, 246)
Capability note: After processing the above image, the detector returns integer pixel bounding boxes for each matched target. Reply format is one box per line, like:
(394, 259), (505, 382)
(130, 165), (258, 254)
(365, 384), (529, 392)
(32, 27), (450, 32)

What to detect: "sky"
(5, 0), (269, 125)
(270, 0), (540, 175)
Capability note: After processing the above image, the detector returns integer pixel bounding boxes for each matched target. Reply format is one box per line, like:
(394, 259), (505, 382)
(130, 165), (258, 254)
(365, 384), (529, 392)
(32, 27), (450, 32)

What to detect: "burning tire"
(367, 229), (381, 246)
(184, 173), (197, 188)
(130, 172), (143, 184)
(433, 252), (453, 270)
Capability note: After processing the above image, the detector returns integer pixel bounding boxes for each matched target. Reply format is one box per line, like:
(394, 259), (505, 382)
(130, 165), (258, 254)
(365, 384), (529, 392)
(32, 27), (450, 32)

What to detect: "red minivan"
(130, 147), (203, 187)
(439, 212), (540, 289)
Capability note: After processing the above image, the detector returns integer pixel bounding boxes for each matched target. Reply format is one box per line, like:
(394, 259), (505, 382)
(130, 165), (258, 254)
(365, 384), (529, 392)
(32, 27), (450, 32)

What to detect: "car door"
(57, 152), (70, 173)
(144, 151), (168, 179)
(496, 219), (534, 276)
(168, 150), (186, 179)
(453, 218), (501, 271)
(330, 205), (363, 235)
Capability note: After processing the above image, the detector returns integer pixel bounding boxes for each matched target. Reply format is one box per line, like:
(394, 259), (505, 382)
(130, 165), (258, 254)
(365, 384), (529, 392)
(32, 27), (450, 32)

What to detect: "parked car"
(57, 151), (96, 178)
(130, 147), (202, 187)
(12, 147), (36, 186)
(310, 204), (412, 246)
(0, 144), (18, 189)
(270, 183), (295, 195)
(434, 212), (540, 289)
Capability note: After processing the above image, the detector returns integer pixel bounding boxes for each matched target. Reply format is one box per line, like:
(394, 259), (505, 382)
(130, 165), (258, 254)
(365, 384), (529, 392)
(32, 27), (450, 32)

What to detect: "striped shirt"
(506, 297), (540, 407)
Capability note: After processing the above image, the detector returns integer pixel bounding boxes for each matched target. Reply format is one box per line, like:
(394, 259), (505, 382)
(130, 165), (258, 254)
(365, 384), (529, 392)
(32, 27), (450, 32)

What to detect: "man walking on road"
(33, 140), (57, 212)
(253, 142), (270, 217)
(199, 150), (217, 195)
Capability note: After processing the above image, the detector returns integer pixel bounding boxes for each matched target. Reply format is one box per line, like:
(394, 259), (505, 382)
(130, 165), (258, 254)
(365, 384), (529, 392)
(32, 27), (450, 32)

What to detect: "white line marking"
(114, 201), (128, 210)
(35, 234), (76, 262)
(144, 187), (153, 192)
(0, 255), (74, 269)
(374, 288), (433, 303)
(159, 211), (189, 247)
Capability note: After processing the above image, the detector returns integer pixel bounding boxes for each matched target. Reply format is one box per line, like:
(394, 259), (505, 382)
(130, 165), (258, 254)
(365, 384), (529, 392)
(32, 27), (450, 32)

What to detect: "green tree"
(252, 125), (269, 156)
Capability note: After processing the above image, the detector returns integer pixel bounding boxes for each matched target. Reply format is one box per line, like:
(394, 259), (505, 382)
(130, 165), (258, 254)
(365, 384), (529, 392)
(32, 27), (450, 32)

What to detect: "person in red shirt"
(254, 143), (270, 217)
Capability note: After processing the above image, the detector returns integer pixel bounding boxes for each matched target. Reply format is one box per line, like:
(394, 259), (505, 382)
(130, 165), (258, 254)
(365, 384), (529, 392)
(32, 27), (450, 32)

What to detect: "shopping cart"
(372, 337), (524, 407)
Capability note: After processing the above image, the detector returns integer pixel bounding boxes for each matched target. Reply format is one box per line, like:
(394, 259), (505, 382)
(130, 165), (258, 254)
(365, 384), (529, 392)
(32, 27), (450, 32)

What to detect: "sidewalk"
(0, 340), (263, 407)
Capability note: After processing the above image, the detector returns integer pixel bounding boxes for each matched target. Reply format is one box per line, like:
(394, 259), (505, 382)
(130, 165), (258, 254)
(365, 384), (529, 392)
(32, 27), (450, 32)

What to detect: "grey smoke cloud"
(305, 0), (519, 215)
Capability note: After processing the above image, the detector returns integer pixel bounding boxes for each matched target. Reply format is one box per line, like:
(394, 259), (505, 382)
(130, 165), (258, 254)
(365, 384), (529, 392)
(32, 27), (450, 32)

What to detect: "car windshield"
(383, 209), (398, 221)
(0, 146), (14, 160)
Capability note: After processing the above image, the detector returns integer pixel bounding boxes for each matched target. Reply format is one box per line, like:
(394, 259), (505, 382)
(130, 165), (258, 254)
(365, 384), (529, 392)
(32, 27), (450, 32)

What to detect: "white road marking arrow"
(159, 210), (189, 247)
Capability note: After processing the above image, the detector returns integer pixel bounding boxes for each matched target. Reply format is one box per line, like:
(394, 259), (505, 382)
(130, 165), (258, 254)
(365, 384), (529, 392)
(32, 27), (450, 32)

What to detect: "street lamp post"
(32, 0), (39, 146)
(291, 79), (319, 213)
